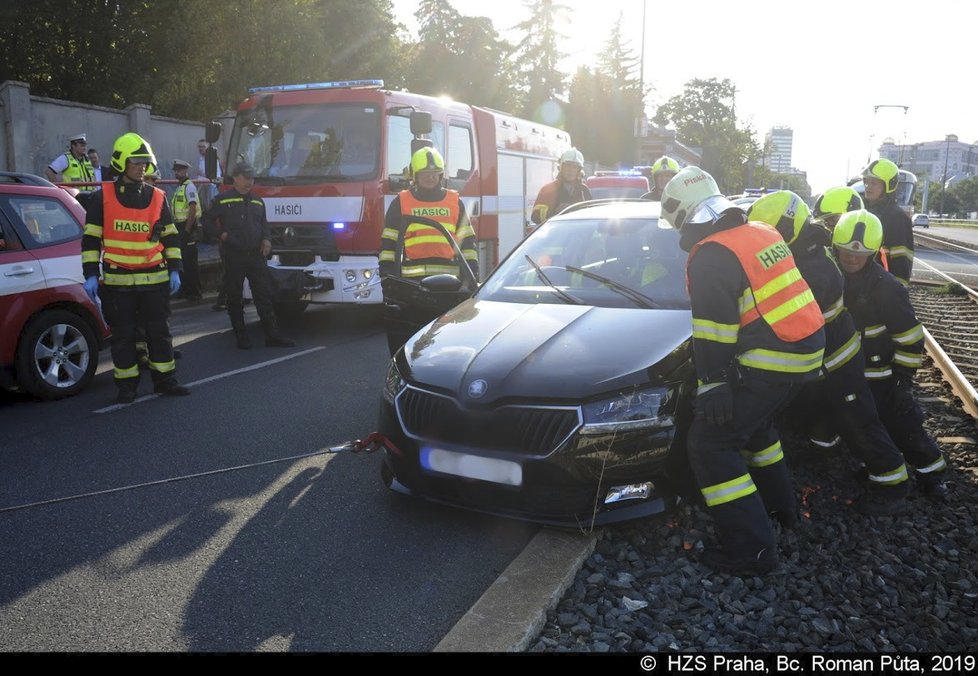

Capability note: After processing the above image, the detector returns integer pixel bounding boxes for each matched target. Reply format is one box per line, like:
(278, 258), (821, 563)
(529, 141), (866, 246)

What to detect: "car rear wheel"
(15, 309), (98, 400)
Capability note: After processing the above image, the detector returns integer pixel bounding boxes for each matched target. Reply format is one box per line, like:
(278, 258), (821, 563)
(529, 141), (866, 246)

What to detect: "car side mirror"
(420, 274), (463, 293)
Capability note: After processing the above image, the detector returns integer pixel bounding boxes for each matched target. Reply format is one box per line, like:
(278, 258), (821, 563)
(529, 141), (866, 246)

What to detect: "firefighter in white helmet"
(529, 147), (591, 229)
(660, 167), (825, 575)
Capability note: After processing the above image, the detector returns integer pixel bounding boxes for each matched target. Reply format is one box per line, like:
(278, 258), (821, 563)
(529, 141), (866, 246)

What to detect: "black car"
(378, 200), (696, 528)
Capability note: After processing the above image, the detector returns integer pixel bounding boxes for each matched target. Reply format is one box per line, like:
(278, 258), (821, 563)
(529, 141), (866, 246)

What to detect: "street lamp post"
(939, 134), (952, 217)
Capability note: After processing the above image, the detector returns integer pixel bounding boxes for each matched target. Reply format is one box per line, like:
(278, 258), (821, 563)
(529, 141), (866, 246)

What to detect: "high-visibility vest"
(172, 178), (194, 223)
(398, 189), (461, 261)
(690, 221), (824, 343)
(101, 185), (167, 272)
(61, 153), (96, 192)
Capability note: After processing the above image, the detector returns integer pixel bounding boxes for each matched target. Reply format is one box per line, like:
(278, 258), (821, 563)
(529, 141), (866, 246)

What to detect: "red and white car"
(0, 172), (109, 399)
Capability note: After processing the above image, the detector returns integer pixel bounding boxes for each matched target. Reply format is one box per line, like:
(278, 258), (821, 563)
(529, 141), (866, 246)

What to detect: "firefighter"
(660, 167), (825, 575)
(81, 132), (189, 404)
(202, 162), (295, 350)
(379, 147), (479, 281)
(812, 186), (864, 231)
(832, 209), (949, 499)
(642, 155), (680, 201)
(748, 192), (909, 515)
(861, 159), (914, 286)
(529, 148), (592, 228)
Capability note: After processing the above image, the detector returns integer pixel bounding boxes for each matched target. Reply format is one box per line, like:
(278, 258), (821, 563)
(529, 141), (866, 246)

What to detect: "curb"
(434, 528), (597, 652)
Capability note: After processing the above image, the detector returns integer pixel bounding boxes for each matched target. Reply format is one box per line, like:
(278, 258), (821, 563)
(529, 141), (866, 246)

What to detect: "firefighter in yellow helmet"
(748, 192), (909, 515)
(832, 209), (949, 499)
(529, 147), (592, 229)
(80, 132), (189, 404)
(861, 159), (914, 286)
(642, 155), (681, 201)
(660, 168), (825, 575)
(812, 186), (864, 231)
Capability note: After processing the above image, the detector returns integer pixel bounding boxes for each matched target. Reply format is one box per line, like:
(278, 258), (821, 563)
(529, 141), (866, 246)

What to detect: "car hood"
(400, 299), (692, 403)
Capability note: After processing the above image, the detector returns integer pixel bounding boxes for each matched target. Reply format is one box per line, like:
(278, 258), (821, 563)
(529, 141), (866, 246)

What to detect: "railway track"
(910, 229), (978, 418)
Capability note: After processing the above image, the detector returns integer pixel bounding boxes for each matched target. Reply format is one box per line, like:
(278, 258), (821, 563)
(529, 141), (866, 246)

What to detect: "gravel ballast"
(529, 358), (978, 653)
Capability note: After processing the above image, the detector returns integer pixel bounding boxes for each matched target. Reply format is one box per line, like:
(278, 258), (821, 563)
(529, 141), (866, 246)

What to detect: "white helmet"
(660, 166), (740, 230)
(559, 148), (584, 167)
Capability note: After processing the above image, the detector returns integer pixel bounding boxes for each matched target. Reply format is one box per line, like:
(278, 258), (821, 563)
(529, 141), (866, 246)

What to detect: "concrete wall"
(0, 80), (210, 181)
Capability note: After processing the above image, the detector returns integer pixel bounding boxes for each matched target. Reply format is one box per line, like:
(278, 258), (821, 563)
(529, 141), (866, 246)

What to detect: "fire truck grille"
(397, 387), (581, 455)
(269, 223), (337, 258)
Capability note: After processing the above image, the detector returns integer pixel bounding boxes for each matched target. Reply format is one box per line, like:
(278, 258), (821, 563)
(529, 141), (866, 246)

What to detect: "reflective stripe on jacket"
(61, 153), (96, 192)
(101, 185), (166, 271)
(399, 189), (462, 261)
(172, 178), (193, 223)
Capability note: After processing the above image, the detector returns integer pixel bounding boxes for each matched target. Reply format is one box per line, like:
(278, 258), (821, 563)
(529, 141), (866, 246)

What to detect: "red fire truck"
(206, 79), (572, 315)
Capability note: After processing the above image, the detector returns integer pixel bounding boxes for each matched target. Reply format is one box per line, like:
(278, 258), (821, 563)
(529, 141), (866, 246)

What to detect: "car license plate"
(421, 447), (523, 486)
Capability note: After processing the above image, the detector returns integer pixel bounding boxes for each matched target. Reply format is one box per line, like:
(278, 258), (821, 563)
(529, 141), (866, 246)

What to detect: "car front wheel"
(15, 309), (98, 400)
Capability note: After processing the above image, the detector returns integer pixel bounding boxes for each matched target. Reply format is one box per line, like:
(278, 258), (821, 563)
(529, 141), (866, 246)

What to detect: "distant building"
(635, 124), (702, 169)
(880, 135), (978, 187)
(764, 126), (793, 174)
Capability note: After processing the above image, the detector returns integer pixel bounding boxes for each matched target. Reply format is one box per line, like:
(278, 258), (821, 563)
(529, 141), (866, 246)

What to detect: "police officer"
(202, 162), (295, 350)
(530, 148), (592, 228)
(380, 147), (479, 281)
(861, 159), (914, 286)
(171, 159), (202, 302)
(46, 133), (96, 205)
(748, 192), (909, 515)
(642, 155), (680, 201)
(660, 167), (825, 575)
(81, 132), (188, 404)
(832, 209), (949, 499)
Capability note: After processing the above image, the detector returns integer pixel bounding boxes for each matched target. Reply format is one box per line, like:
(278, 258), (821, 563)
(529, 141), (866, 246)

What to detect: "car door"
(0, 212), (45, 357)
(381, 215), (478, 356)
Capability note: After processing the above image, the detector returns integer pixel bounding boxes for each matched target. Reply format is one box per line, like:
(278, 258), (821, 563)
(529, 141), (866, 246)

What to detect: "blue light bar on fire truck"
(247, 79), (385, 94)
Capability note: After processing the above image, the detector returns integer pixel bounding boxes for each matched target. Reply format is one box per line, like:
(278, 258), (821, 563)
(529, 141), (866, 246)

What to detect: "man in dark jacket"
(861, 158), (914, 286)
(203, 162), (295, 350)
(748, 191), (909, 516)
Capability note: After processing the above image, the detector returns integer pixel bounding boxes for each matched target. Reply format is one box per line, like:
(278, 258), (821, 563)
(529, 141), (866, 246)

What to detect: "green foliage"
(509, 0), (570, 121)
(652, 78), (758, 193)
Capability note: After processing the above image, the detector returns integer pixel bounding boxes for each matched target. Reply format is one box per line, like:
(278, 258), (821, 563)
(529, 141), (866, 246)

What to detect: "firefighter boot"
(263, 318), (296, 348)
(154, 379), (190, 396)
(700, 546), (780, 577)
(855, 482), (909, 517)
(918, 471), (948, 502)
(116, 380), (138, 405)
(231, 316), (252, 350)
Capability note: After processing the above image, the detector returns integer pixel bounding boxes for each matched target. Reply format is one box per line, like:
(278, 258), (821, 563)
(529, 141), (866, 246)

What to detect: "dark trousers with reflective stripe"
(102, 284), (175, 388)
(687, 375), (799, 559)
(802, 354), (908, 478)
(869, 378), (944, 471)
(224, 249), (276, 327)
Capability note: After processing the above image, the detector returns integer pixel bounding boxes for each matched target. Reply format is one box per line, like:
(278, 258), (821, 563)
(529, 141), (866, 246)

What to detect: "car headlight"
(580, 386), (675, 435)
(383, 359), (405, 404)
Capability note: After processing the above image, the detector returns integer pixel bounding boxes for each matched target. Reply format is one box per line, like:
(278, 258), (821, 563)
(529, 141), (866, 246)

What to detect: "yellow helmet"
(110, 132), (157, 175)
(410, 147), (444, 177)
(862, 158), (900, 194)
(831, 209), (883, 255)
(812, 186), (863, 223)
(747, 190), (809, 245)
(651, 155), (680, 178)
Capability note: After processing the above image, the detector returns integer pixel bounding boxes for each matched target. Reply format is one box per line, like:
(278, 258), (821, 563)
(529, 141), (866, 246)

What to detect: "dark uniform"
(867, 198), (914, 286)
(82, 178), (184, 398)
(203, 185), (293, 348)
(786, 223), (910, 508)
(842, 257), (948, 495)
(683, 214), (824, 569)
(530, 179), (591, 226)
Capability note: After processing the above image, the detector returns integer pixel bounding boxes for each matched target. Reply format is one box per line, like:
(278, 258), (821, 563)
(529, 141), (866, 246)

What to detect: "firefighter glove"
(169, 270), (182, 297)
(83, 276), (99, 302)
(892, 375), (916, 414)
(695, 382), (734, 426)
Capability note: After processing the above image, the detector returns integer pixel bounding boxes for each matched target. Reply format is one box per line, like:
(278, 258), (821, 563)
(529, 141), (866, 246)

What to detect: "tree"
(652, 78), (757, 193)
(509, 0), (570, 123)
(403, 0), (519, 110)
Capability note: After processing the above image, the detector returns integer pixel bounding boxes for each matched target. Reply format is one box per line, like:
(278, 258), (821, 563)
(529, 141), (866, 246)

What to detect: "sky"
(391, 0), (977, 194)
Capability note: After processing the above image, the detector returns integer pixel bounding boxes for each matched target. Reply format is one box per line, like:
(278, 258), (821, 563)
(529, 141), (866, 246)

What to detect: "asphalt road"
(0, 300), (538, 652)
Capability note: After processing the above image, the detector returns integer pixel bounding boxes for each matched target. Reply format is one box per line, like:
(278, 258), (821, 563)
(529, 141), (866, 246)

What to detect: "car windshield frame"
(477, 212), (689, 310)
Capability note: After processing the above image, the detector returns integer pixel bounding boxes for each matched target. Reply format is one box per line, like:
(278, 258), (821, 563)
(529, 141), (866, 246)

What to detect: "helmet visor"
(686, 195), (741, 227)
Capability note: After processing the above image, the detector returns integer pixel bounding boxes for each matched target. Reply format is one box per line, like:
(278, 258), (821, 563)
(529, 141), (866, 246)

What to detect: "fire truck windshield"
(228, 102), (381, 182)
